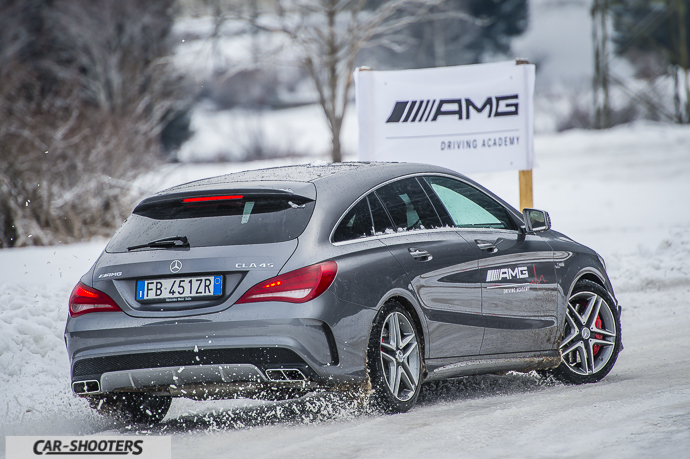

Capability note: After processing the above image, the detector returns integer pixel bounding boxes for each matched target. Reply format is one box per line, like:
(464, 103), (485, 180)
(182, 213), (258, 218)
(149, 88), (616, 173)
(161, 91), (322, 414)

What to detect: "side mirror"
(522, 208), (551, 233)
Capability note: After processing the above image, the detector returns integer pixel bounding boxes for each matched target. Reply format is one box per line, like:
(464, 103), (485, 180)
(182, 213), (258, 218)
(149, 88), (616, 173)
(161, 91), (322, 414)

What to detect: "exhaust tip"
(73, 380), (101, 394)
(265, 368), (306, 382)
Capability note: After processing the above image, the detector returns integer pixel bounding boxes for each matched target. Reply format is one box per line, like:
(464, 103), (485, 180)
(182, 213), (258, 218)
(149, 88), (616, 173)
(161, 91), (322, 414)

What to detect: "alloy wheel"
(379, 311), (421, 401)
(561, 291), (617, 375)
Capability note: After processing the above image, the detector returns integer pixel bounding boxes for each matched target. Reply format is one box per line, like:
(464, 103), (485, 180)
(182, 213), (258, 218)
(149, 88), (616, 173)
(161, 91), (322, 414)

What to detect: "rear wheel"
(552, 280), (621, 384)
(367, 300), (423, 413)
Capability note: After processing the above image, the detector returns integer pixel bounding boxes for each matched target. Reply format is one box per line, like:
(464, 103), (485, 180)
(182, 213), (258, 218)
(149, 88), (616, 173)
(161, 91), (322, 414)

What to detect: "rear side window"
(106, 195), (315, 252)
(424, 176), (516, 230)
(333, 194), (399, 242)
(375, 178), (442, 231)
(333, 198), (373, 243)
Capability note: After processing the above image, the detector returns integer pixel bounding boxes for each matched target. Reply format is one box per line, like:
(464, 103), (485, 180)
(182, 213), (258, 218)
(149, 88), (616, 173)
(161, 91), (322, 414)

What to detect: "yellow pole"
(519, 169), (533, 211)
(515, 59), (533, 211)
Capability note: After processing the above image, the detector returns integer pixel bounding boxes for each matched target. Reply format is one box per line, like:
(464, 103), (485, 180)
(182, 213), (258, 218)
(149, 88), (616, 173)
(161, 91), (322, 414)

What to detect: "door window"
(424, 176), (516, 230)
(375, 178), (443, 232)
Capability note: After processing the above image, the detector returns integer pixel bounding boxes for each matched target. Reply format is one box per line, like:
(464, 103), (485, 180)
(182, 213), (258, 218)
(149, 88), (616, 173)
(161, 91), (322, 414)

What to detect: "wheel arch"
(568, 268), (609, 299)
(376, 289), (428, 359)
(576, 272), (606, 289)
(557, 267), (613, 340)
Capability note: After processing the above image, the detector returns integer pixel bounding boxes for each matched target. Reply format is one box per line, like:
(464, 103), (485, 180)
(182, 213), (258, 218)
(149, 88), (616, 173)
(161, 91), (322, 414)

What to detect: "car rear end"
(64, 180), (348, 401)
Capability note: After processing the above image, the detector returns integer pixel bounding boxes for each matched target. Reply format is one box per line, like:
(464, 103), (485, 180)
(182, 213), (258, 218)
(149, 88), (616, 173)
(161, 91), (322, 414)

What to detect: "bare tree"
(45, 0), (186, 136)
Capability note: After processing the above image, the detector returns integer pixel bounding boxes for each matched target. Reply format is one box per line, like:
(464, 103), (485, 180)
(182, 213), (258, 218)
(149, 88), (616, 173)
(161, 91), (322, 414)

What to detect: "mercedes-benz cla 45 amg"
(65, 162), (622, 422)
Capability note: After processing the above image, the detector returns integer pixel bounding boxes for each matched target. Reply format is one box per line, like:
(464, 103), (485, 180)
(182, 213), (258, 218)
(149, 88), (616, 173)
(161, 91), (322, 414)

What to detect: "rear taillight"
(69, 283), (122, 317)
(236, 261), (337, 304)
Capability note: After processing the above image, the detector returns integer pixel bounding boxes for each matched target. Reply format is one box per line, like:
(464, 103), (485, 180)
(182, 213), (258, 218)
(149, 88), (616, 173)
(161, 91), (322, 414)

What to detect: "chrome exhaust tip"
(73, 380), (101, 394)
(265, 368), (307, 382)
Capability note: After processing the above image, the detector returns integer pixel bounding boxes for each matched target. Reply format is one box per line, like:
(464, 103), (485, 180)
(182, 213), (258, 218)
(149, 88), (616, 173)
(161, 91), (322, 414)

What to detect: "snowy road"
(2, 123), (689, 458)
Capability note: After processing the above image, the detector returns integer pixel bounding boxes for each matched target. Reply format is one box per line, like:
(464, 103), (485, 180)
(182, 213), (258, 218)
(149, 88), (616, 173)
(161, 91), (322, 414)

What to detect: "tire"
(551, 280), (621, 384)
(367, 300), (423, 413)
(87, 393), (171, 424)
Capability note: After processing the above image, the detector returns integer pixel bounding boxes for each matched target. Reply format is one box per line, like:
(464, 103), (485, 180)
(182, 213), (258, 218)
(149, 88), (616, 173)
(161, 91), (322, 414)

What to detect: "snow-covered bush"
(0, 0), (191, 248)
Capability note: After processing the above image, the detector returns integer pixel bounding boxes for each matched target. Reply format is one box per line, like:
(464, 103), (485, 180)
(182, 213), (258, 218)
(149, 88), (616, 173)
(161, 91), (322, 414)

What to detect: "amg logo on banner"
(486, 266), (529, 282)
(386, 95), (518, 123)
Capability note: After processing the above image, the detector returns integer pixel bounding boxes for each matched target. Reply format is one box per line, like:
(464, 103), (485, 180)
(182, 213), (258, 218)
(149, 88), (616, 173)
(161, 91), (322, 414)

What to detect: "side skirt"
(424, 350), (561, 382)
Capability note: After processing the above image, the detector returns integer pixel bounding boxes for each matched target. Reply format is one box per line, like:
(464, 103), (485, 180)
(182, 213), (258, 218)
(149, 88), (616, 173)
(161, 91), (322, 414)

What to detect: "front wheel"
(367, 300), (423, 413)
(552, 280), (621, 384)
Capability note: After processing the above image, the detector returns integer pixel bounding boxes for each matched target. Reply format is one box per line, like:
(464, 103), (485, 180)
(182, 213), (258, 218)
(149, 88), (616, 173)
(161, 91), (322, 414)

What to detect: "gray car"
(65, 162), (622, 422)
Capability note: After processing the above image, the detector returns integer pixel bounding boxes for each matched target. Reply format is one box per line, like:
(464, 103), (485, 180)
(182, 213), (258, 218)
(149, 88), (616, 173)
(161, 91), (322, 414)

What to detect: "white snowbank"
(0, 241), (114, 438)
(177, 103), (358, 162)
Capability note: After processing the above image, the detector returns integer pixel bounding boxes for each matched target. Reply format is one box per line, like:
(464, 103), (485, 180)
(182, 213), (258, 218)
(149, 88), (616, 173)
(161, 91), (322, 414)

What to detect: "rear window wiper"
(127, 236), (189, 251)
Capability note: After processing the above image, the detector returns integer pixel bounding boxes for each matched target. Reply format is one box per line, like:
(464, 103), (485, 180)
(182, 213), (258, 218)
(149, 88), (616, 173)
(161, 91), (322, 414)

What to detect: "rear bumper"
(71, 348), (317, 394)
(73, 364), (266, 394)
(65, 293), (377, 397)
(73, 362), (329, 400)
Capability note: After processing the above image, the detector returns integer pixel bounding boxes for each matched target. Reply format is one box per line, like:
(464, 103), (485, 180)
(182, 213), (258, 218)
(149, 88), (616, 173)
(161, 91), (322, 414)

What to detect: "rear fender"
(376, 288), (429, 359)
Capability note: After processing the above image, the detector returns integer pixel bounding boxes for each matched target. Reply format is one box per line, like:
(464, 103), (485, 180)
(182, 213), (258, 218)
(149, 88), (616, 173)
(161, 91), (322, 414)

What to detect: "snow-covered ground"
(2, 122), (690, 457)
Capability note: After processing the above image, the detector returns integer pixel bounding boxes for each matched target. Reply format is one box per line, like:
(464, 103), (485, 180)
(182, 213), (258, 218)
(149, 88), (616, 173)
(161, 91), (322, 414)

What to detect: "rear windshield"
(106, 196), (315, 252)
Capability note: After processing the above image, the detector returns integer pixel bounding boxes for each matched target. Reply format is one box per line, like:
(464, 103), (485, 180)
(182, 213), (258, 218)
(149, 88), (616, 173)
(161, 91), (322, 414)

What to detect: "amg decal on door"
(486, 266), (529, 282)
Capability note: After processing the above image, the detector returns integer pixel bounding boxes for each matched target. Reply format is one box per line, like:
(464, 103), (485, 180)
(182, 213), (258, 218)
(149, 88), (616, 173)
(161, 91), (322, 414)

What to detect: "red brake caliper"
(592, 316), (603, 355)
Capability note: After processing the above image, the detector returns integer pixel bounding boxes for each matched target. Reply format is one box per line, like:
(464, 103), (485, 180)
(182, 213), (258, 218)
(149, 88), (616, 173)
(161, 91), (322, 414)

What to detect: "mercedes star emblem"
(170, 260), (182, 273)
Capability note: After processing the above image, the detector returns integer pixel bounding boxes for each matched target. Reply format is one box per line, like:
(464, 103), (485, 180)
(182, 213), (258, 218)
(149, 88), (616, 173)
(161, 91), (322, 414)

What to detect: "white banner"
(354, 61), (535, 173)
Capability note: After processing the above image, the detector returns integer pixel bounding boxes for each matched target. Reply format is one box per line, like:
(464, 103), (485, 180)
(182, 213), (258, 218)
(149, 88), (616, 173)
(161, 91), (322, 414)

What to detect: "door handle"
(475, 239), (498, 253)
(408, 247), (433, 262)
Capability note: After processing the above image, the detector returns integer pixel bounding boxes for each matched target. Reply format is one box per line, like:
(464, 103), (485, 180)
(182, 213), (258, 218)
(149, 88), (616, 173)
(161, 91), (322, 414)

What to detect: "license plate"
(136, 275), (223, 302)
